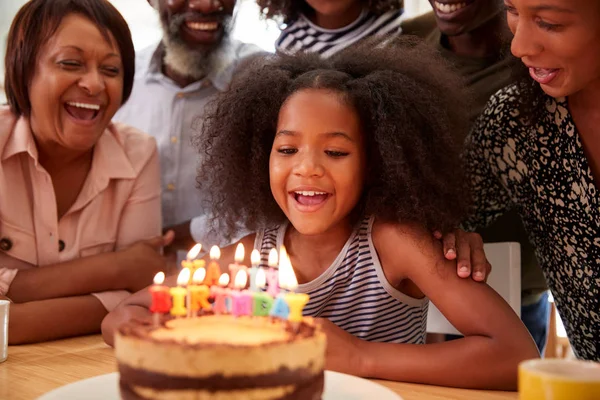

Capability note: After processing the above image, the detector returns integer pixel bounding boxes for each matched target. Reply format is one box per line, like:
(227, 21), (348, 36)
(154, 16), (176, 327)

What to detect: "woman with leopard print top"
(462, 0), (600, 361)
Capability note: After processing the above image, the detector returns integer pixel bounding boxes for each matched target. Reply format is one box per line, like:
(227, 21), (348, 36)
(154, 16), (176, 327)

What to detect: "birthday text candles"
(159, 243), (308, 323)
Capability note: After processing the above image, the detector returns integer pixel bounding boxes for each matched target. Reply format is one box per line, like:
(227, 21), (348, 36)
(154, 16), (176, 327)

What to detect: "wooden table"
(0, 335), (517, 400)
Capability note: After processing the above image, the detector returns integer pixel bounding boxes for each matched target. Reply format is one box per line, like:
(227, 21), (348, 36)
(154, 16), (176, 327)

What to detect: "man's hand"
(163, 220), (195, 256)
(317, 318), (370, 377)
(433, 229), (491, 282)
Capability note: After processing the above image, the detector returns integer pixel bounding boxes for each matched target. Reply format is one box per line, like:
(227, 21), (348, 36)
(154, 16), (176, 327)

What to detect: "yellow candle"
(279, 246), (310, 322)
(285, 292), (309, 322)
(190, 268), (211, 312)
(184, 244), (202, 282)
(170, 268), (190, 317)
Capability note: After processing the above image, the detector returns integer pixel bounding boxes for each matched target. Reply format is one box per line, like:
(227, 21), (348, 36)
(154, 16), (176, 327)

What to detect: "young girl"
(102, 39), (539, 389)
(258, 0), (403, 57)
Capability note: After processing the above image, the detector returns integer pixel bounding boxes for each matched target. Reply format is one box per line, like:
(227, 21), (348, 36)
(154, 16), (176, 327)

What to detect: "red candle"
(150, 272), (171, 326)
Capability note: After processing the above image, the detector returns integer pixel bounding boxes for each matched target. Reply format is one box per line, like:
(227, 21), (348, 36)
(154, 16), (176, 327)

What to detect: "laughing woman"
(0, 0), (171, 344)
(463, 0), (600, 360)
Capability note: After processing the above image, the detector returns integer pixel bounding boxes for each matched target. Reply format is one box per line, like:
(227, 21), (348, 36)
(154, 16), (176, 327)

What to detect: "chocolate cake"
(115, 315), (326, 400)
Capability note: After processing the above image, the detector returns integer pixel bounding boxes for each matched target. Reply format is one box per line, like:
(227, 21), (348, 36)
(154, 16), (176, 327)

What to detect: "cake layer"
(116, 316), (325, 378)
(118, 363), (320, 390)
(119, 373), (324, 400)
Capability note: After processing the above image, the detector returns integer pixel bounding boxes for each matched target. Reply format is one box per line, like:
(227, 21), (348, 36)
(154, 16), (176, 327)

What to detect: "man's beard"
(160, 12), (232, 81)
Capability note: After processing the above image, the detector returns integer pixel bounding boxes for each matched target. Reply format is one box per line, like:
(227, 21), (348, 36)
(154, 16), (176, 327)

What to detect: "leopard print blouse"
(463, 84), (600, 361)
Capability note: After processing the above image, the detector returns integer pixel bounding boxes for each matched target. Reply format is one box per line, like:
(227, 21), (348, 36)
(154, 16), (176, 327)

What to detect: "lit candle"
(205, 246), (221, 286)
(170, 268), (190, 317)
(281, 253), (309, 324)
(228, 243), (247, 289)
(183, 243), (202, 278)
(253, 268), (273, 316)
(189, 267), (211, 315)
(269, 247), (290, 319)
(266, 248), (279, 297)
(149, 272), (171, 326)
(231, 270), (253, 317)
(249, 249), (260, 292)
(211, 273), (230, 314)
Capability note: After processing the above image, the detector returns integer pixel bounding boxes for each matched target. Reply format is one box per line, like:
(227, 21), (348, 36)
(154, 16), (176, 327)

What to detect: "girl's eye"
(277, 147), (297, 155)
(325, 150), (349, 158)
(536, 19), (561, 31)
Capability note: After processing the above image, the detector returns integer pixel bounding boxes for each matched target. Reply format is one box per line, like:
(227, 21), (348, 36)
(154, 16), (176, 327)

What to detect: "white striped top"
(275, 9), (405, 58)
(254, 216), (429, 343)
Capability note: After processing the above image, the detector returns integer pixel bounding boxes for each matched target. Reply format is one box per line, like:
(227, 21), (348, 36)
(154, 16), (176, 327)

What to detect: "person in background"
(401, 0), (550, 353)
(113, 0), (262, 254)
(0, 0), (171, 344)
(257, 0), (403, 57)
(459, 0), (600, 360)
(103, 41), (539, 389)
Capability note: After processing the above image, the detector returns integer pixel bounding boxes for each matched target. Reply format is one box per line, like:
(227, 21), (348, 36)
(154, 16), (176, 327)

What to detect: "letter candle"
(282, 256), (309, 327)
(184, 243), (202, 277)
(253, 268), (273, 316)
(149, 272), (171, 326)
(212, 273), (230, 314)
(232, 271), (252, 317)
(205, 246), (221, 286)
(266, 248), (279, 297)
(269, 246), (291, 319)
(228, 243), (247, 289)
(249, 249), (260, 292)
(170, 268), (190, 317)
(189, 267), (211, 315)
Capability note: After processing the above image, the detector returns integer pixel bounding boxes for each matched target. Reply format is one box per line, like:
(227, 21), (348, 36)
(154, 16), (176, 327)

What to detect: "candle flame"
(218, 273), (230, 287)
(268, 248), (278, 268)
(234, 243), (245, 263)
(234, 270), (248, 289)
(278, 246), (298, 291)
(192, 267), (206, 284)
(186, 243), (202, 260)
(177, 268), (191, 286)
(256, 268), (266, 288)
(153, 271), (165, 285)
(251, 249), (260, 266)
(210, 245), (221, 260)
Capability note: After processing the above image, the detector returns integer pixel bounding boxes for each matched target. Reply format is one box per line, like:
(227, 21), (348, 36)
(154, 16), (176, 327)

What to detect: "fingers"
(162, 230), (175, 247)
(442, 232), (457, 260)
(432, 230), (442, 240)
(469, 234), (490, 282)
(455, 231), (472, 278)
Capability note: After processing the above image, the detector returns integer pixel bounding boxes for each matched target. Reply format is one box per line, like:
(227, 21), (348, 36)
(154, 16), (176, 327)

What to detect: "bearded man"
(114, 0), (261, 253)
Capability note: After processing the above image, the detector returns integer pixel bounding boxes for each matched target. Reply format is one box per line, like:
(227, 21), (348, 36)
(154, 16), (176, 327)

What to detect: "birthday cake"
(115, 314), (326, 400)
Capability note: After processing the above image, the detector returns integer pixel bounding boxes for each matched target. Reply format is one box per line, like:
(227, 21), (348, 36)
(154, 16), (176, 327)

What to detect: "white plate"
(38, 370), (403, 400)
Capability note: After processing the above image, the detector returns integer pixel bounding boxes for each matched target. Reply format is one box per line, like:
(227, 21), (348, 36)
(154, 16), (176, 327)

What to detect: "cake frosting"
(115, 314), (326, 400)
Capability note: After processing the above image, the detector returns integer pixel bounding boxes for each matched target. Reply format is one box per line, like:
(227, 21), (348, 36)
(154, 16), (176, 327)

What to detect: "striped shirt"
(254, 216), (429, 343)
(275, 9), (404, 58)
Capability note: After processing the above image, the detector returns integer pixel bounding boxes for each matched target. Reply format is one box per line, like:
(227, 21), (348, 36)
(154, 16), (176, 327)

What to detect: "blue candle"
(269, 293), (289, 319)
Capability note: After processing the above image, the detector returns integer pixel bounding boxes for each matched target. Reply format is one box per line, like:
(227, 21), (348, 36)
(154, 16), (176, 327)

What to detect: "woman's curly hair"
(257, 0), (402, 24)
(195, 37), (471, 240)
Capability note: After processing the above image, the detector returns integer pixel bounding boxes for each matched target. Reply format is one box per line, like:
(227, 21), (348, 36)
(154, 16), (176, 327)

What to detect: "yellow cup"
(519, 359), (600, 400)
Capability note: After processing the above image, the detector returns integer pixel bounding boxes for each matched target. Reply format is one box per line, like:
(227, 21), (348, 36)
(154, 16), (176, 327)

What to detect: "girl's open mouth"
(290, 190), (330, 212)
